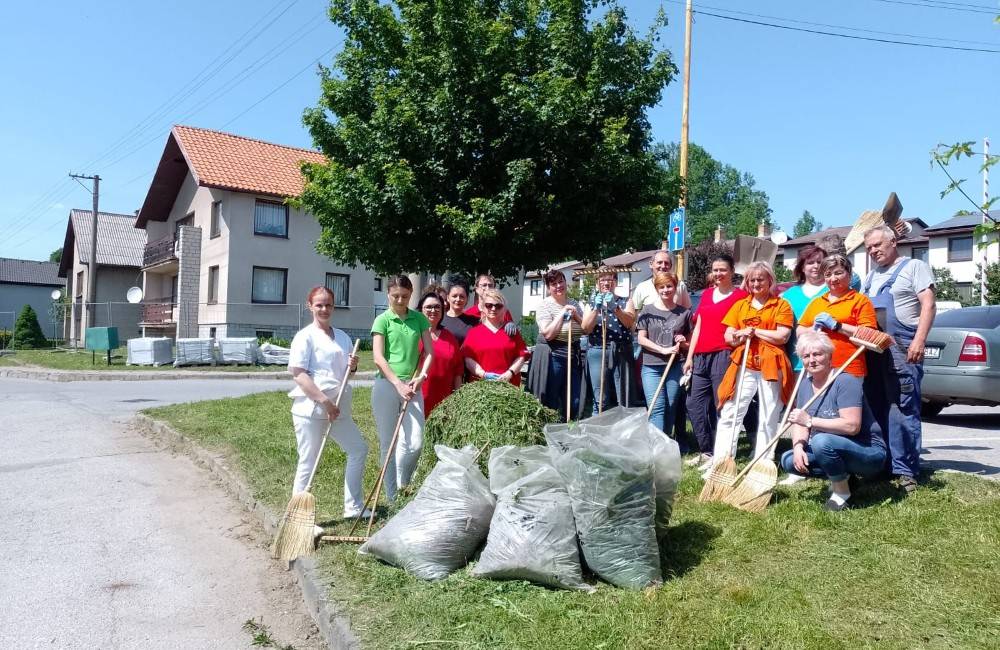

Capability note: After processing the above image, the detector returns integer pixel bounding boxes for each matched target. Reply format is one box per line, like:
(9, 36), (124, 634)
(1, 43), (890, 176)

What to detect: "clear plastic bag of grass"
(472, 445), (592, 592)
(545, 410), (665, 590)
(359, 445), (495, 580)
(583, 407), (682, 535)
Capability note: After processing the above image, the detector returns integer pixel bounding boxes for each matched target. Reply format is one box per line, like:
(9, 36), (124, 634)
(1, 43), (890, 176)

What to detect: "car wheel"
(920, 401), (946, 418)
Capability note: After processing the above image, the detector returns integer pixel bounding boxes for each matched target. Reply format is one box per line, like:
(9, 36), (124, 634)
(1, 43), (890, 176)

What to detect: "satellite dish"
(770, 230), (789, 245)
(50, 289), (62, 300)
(126, 287), (144, 304)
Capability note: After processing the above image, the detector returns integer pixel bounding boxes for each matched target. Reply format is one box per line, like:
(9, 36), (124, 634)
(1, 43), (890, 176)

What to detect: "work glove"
(503, 322), (519, 337)
(483, 372), (502, 381)
(812, 312), (839, 331)
(591, 293), (604, 308)
(602, 292), (615, 306)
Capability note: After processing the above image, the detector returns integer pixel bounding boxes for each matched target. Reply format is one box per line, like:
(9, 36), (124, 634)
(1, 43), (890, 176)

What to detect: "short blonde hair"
(796, 329), (835, 358)
(481, 288), (506, 306)
(740, 261), (776, 292)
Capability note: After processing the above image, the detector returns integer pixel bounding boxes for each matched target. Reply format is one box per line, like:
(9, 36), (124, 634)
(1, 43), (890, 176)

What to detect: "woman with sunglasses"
(417, 290), (464, 415)
(461, 289), (529, 385)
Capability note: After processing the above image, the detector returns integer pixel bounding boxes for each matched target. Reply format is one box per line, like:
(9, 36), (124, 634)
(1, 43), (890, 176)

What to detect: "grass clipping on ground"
(423, 381), (559, 473)
(146, 389), (1000, 650)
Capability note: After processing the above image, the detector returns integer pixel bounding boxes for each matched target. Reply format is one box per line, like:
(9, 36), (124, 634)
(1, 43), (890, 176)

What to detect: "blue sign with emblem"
(668, 207), (685, 251)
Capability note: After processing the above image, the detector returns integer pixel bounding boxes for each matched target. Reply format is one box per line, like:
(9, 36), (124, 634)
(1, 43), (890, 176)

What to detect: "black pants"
(686, 350), (732, 454)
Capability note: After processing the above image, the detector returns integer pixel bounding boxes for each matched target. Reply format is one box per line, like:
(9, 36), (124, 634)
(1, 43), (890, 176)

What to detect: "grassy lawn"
(0, 348), (376, 373)
(146, 390), (1000, 650)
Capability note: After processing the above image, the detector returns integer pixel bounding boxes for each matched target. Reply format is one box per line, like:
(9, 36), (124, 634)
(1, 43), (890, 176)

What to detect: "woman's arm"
(580, 303), (598, 334)
(637, 329), (673, 356)
(373, 332), (414, 400)
(683, 317), (702, 373)
(411, 329), (435, 388)
(755, 325), (791, 345)
(787, 405), (862, 436)
(291, 368), (340, 420)
(464, 355), (487, 379)
(676, 284), (692, 309)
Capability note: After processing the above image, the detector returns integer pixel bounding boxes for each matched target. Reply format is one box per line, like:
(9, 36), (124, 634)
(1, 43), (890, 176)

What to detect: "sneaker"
(313, 524), (325, 538)
(685, 453), (709, 467)
(823, 496), (850, 512)
(343, 508), (373, 520)
(697, 455), (715, 472)
(893, 475), (918, 495)
(778, 474), (808, 486)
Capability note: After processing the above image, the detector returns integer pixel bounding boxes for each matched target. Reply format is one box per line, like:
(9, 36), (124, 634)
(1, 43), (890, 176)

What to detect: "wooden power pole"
(69, 173), (100, 327)
(675, 0), (693, 281)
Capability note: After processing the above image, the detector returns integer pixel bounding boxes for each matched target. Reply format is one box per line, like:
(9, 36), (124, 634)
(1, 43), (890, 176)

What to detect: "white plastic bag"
(545, 410), (664, 590)
(472, 446), (591, 591)
(173, 338), (216, 367)
(359, 445), (495, 580)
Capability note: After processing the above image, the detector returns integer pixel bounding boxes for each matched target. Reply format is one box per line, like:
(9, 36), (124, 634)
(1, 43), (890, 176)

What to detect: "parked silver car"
(920, 305), (1000, 417)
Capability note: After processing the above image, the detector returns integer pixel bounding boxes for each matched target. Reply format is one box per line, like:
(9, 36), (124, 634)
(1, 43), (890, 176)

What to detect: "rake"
(699, 337), (751, 502)
(718, 327), (894, 512)
(271, 339), (360, 563)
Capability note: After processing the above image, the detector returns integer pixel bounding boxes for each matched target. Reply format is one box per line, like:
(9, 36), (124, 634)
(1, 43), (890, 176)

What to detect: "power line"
(695, 10), (1000, 53)
(867, 0), (1000, 15)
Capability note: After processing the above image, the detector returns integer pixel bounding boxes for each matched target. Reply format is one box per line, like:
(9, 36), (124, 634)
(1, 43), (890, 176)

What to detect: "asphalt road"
(921, 404), (1000, 480)
(0, 377), (325, 650)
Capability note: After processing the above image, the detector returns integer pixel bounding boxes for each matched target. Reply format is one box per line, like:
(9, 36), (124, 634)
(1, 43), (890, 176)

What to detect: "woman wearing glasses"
(417, 290), (464, 415)
(461, 289), (530, 385)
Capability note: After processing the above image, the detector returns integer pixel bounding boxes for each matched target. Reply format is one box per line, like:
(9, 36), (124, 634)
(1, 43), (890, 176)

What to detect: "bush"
(257, 336), (291, 348)
(519, 316), (538, 346)
(0, 329), (11, 349)
(12, 305), (46, 349)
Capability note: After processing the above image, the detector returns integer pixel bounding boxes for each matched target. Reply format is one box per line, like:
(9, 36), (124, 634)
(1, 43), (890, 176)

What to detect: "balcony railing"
(143, 236), (178, 268)
(140, 302), (176, 325)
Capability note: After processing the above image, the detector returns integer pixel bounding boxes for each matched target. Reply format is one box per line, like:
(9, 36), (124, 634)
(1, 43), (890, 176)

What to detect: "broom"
(646, 349), (678, 420)
(566, 316), (573, 423)
(271, 339), (360, 563)
(699, 337), (752, 502)
(720, 327), (894, 512)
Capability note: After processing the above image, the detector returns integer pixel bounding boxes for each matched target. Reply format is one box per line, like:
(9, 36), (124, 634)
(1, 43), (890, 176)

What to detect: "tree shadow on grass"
(660, 520), (721, 580)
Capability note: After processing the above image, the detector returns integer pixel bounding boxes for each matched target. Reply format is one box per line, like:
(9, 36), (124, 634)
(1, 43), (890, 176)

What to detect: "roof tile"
(70, 210), (147, 267)
(0, 257), (62, 286)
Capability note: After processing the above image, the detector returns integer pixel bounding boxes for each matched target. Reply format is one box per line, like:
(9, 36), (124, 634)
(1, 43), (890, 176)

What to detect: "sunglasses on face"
(483, 302), (504, 310)
(423, 304), (442, 311)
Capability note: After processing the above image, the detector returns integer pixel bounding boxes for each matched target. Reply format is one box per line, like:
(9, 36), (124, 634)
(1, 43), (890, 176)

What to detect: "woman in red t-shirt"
(417, 291), (463, 415)
(681, 253), (748, 468)
(461, 289), (529, 386)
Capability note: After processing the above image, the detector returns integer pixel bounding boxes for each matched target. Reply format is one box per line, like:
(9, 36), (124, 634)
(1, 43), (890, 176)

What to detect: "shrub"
(0, 329), (11, 349)
(12, 305), (47, 349)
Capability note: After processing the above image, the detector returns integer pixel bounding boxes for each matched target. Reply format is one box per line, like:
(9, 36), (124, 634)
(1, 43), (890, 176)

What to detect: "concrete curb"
(0, 365), (376, 383)
(132, 414), (360, 650)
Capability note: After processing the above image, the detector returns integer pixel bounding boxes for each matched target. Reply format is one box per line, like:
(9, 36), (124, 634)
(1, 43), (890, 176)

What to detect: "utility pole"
(69, 173), (100, 328)
(983, 137), (990, 306)
(672, 0), (694, 282)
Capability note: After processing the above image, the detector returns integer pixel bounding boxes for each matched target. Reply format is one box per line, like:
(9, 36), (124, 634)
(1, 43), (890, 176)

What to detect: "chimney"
(757, 222), (771, 239)
(714, 225), (724, 243)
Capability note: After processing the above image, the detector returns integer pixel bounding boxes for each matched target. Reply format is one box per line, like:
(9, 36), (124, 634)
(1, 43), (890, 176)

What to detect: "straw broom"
(699, 338), (752, 502)
(720, 327), (894, 512)
(271, 339), (360, 563)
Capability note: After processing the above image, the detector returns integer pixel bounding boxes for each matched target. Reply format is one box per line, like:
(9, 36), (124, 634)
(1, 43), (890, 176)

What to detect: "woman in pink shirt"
(682, 253), (748, 468)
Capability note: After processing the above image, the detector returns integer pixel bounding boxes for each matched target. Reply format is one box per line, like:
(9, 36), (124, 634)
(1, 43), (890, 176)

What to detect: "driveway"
(921, 404), (1000, 480)
(0, 377), (324, 650)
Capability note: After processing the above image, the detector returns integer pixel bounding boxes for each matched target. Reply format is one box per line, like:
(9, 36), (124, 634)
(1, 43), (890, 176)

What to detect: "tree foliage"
(685, 239), (734, 292)
(655, 142), (771, 245)
(972, 262), (1000, 306)
(12, 305), (46, 349)
(932, 266), (974, 307)
(792, 210), (822, 238)
(300, 0), (676, 280)
(49, 248), (62, 263)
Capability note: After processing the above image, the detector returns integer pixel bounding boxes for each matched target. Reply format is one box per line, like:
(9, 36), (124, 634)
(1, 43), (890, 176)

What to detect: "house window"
(175, 213), (193, 238)
(912, 246), (929, 264)
(256, 330), (274, 340)
(210, 201), (221, 238)
(374, 277), (383, 292)
(209, 327), (217, 339)
(171, 276), (178, 304)
(326, 273), (350, 307)
(207, 266), (219, 304)
(948, 236), (973, 262)
(75, 270), (84, 298)
(529, 279), (541, 296)
(254, 199), (288, 238)
(252, 266), (287, 304)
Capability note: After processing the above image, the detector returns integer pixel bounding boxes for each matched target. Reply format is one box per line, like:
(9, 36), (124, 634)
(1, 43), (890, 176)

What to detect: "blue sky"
(1, 0), (997, 262)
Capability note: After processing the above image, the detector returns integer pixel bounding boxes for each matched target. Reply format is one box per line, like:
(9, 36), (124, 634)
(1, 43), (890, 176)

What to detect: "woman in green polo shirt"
(371, 275), (435, 502)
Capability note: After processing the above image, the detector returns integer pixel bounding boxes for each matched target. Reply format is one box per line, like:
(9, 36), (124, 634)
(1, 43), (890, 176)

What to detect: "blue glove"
(602, 292), (615, 306)
(812, 312), (839, 331)
(504, 321), (519, 337)
(483, 372), (502, 381)
(591, 293), (604, 308)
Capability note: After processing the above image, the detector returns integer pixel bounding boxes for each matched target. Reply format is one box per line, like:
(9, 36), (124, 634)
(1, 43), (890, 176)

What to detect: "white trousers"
(371, 377), (425, 501)
(292, 384), (368, 515)
(713, 369), (783, 462)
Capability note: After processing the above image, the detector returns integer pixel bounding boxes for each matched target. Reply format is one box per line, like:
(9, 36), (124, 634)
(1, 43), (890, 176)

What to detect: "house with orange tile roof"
(134, 125), (382, 341)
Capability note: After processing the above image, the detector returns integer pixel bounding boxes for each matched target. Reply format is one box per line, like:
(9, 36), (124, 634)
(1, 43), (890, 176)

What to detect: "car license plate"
(924, 347), (941, 359)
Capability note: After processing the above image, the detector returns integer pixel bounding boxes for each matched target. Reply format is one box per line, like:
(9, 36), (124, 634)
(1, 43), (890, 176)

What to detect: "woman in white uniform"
(287, 286), (368, 518)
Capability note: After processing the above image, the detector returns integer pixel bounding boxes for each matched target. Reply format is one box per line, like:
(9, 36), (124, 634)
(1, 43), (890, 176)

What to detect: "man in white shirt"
(620, 250), (691, 328)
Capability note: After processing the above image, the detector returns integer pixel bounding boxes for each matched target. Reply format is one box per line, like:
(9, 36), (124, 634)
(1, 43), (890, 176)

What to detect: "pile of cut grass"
(147, 389), (1000, 650)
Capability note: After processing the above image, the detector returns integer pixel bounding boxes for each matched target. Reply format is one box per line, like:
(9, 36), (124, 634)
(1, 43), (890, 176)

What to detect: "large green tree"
(655, 142), (771, 245)
(300, 0), (676, 279)
(792, 210), (822, 238)
(49, 248), (62, 263)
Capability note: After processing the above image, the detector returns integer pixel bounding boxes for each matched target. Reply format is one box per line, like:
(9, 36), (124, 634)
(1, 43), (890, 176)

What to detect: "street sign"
(668, 207), (685, 251)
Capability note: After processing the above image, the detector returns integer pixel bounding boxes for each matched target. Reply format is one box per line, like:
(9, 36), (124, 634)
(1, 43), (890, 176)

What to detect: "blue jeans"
(865, 344), (923, 478)
(780, 433), (887, 483)
(546, 348), (582, 419)
(641, 362), (683, 441)
(586, 341), (631, 416)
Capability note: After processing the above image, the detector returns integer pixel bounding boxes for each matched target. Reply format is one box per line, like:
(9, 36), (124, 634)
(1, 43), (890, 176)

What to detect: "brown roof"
(136, 125), (326, 227)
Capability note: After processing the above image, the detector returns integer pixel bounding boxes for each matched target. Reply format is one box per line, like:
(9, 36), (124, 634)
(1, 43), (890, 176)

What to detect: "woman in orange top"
(711, 261), (794, 470)
(797, 254), (878, 378)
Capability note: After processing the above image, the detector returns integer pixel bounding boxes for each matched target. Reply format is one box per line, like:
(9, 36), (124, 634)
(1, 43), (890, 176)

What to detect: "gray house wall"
(0, 283), (63, 338)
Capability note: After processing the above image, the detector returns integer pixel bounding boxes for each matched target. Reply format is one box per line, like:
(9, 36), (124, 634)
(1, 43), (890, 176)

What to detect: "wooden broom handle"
(728, 338), (753, 441)
(598, 308), (607, 415)
(304, 339), (361, 493)
(730, 345), (866, 485)
(566, 318), (573, 423)
(646, 351), (678, 418)
(778, 367), (807, 430)
(349, 394), (411, 537)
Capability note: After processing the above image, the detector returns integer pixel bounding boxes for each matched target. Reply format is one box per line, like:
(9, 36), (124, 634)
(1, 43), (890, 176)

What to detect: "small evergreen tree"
(12, 305), (47, 349)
